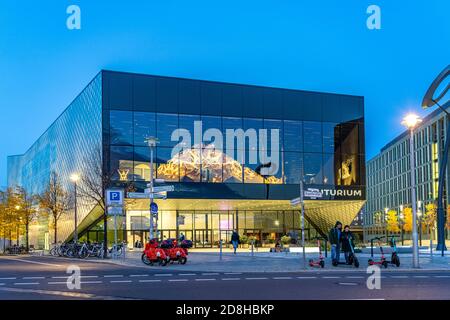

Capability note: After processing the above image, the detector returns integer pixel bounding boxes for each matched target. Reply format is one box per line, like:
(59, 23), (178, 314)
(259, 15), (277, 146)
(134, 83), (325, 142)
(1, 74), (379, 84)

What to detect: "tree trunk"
(103, 212), (108, 258)
(54, 217), (57, 244)
(26, 222), (29, 252)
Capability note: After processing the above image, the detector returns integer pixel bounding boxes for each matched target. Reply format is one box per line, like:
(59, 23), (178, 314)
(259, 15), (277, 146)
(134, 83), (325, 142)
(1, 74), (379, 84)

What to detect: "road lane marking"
(23, 276), (45, 280)
(80, 281), (103, 284)
(110, 280), (132, 283)
(0, 287), (134, 300)
(390, 276), (408, 278)
(179, 273), (196, 276)
(51, 276), (69, 279)
(129, 274), (149, 277)
(345, 276), (364, 279)
(338, 282), (358, 286)
(0, 283), (4, 286)
(48, 282), (68, 285)
(245, 277), (268, 280)
(202, 273), (219, 275)
(169, 279), (189, 282)
(224, 272), (242, 275)
(155, 274), (173, 277)
(273, 277), (292, 280)
(222, 278), (241, 281)
(322, 276), (341, 279)
(81, 276), (99, 278)
(195, 278), (216, 281)
(103, 275), (123, 278)
(0, 277), (17, 280)
(14, 282), (40, 285)
(297, 276), (317, 279)
(413, 276), (429, 278)
(2, 257), (62, 267)
(139, 279), (161, 283)
(434, 275), (450, 278)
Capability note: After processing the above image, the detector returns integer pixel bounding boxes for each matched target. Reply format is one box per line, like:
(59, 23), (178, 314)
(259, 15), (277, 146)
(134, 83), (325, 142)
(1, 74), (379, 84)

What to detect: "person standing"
(341, 225), (355, 265)
(328, 221), (342, 266)
(231, 230), (240, 254)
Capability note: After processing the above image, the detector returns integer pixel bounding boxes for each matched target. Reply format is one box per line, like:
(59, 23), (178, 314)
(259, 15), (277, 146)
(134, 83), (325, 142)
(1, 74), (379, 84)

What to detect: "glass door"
(194, 230), (212, 248)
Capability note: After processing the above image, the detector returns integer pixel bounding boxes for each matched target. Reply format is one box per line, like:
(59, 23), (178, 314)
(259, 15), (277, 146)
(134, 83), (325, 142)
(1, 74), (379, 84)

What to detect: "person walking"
(231, 230), (240, 254)
(340, 225), (355, 265)
(179, 232), (185, 242)
(328, 221), (342, 266)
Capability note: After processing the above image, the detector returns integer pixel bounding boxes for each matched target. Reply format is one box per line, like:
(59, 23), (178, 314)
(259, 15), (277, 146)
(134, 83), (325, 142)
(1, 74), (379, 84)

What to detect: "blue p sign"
(111, 192), (121, 201)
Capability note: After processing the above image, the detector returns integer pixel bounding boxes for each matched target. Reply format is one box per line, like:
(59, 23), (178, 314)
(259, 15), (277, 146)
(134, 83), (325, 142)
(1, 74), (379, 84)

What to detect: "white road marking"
(48, 282), (68, 285)
(195, 278), (216, 281)
(338, 282), (358, 286)
(52, 276), (69, 279)
(80, 281), (103, 284)
(179, 273), (196, 276)
(110, 280), (132, 283)
(224, 272), (242, 275)
(129, 274), (149, 277)
(139, 279), (161, 283)
(103, 275), (123, 278)
(413, 276), (429, 278)
(202, 273), (219, 275)
(322, 276), (340, 279)
(0, 283), (4, 286)
(169, 279), (188, 282)
(434, 275), (450, 278)
(245, 277), (268, 280)
(81, 276), (98, 278)
(23, 277), (45, 280)
(0, 277), (17, 280)
(297, 276), (317, 279)
(222, 278), (241, 281)
(345, 276), (364, 279)
(14, 282), (40, 285)
(2, 257), (62, 267)
(273, 277), (292, 280)
(390, 276), (408, 278)
(155, 274), (173, 277)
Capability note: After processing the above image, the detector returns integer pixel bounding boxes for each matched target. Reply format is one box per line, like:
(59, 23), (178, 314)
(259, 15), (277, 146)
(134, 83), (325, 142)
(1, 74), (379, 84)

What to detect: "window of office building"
(110, 110), (133, 145)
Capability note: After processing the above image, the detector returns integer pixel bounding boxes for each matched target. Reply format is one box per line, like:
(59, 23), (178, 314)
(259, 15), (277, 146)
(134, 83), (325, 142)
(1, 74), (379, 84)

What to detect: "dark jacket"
(328, 228), (341, 245)
(340, 231), (355, 252)
(231, 232), (240, 242)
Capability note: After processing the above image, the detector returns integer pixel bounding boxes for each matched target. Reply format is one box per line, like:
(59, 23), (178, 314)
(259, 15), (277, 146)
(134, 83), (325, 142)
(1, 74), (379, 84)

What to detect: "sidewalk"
(103, 249), (450, 273)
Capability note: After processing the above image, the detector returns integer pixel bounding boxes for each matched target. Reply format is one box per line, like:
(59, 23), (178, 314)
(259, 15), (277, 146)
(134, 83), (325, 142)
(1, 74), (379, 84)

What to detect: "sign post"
(106, 189), (124, 259)
(290, 177), (306, 270)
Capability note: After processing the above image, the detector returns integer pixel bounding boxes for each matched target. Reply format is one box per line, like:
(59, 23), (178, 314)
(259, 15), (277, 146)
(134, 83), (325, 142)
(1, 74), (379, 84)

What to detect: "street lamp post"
(145, 137), (158, 241)
(70, 173), (80, 243)
(384, 207), (389, 244)
(417, 201), (423, 247)
(15, 205), (21, 246)
(402, 114), (422, 268)
(399, 205), (404, 246)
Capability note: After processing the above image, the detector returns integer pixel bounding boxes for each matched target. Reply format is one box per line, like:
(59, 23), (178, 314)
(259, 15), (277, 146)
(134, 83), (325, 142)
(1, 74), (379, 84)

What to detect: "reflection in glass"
(156, 147), (179, 182)
(322, 153), (336, 185)
(110, 111), (133, 145)
(134, 112), (156, 146)
(303, 121), (322, 153)
(303, 153), (322, 184)
(323, 122), (339, 153)
(284, 152), (302, 184)
(110, 146), (134, 181)
(156, 113), (178, 147)
(338, 154), (359, 185)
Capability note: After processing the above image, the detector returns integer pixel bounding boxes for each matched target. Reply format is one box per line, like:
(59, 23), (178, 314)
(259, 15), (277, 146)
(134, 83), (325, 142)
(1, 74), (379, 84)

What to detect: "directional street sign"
(107, 206), (123, 216)
(127, 192), (150, 199)
(145, 185), (174, 193)
(149, 192), (167, 199)
(290, 197), (301, 206)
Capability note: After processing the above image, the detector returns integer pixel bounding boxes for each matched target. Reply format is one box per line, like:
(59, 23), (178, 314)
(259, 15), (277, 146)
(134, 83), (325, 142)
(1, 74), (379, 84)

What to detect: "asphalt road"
(1, 255), (450, 300)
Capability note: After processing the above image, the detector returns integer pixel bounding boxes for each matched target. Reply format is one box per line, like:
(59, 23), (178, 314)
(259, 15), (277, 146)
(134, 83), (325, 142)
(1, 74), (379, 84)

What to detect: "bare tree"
(16, 187), (38, 251)
(76, 147), (136, 256)
(37, 171), (71, 244)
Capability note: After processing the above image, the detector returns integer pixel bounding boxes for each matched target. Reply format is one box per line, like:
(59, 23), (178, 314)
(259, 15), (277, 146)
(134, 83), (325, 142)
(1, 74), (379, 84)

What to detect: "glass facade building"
(8, 70), (366, 249)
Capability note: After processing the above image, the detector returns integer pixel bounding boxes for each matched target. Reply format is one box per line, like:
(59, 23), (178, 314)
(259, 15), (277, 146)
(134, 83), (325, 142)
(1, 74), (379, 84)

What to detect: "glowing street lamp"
(402, 113), (422, 268)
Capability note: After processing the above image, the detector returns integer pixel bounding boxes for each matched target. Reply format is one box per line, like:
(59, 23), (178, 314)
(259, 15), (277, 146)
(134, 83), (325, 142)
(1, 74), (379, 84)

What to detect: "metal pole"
(74, 182), (78, 243)
(149, 143), (154, 240)
(219, 239), (223, 260)
(410, 128), (420, 268)
(113, 214), (117, 259)
(300, 178), (306, 270)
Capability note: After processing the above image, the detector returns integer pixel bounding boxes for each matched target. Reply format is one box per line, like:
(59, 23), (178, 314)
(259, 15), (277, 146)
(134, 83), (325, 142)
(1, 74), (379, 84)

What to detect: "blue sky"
(0, 0), (449, 186)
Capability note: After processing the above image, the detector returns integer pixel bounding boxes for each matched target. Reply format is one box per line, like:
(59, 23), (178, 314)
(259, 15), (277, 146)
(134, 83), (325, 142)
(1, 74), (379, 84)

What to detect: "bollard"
(251, 240), (254, 257)
(219, 239), (223, 260)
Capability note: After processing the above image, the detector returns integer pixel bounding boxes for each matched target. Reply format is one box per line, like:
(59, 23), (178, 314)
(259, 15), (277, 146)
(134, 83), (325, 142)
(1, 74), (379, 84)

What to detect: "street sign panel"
(106, 189), (124, 206)
(149, 192), (167, 199)
(127, 192), (150, 199)
(290, 197), (301, 206)
(145, 185), (174, 193)
(107, 206), (123, 216)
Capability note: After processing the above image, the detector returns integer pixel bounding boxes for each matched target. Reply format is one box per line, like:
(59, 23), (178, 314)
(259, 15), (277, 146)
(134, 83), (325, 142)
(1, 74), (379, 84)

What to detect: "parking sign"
(106, 189), (124, 206)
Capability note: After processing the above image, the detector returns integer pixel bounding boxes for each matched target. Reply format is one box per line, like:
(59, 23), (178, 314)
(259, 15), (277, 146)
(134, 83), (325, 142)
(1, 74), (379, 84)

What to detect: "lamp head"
(70, 173), (80, 182)
(401, 114), (422, 129)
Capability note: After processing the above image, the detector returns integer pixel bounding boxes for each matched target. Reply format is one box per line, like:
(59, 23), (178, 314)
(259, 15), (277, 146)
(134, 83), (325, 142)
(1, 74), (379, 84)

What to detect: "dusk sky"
(0, 0), (449, 187)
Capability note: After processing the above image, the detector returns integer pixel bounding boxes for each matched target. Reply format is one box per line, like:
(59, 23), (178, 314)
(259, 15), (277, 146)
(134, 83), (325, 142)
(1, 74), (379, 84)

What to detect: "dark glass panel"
(283, 120), (303, 152)
(340, 122), (359, 154)
(303, 153), (322, 184)
(110, 110), (133, 145)
(283, 152), (302, 184)
(156, 113), (178, 147)
(323, 153), (336, 185)
(303, 121), (322, 153)
(133, 112), (156, 146)
(323, 122), (339, 153)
